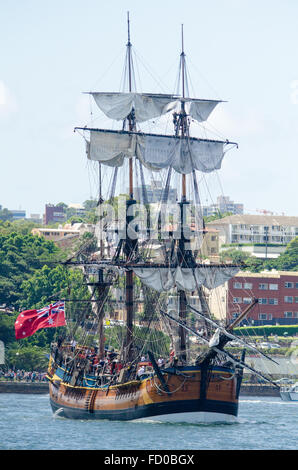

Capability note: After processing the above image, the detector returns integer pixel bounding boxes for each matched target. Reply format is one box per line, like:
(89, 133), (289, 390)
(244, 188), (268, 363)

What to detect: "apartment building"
(202, 195), (243, 217)
(31, 223), (94, 247)
(200, 228), (220, 261)
(227, 271), (298, 325)
(10, 209), (26, 220)
(31, 227), (80, 242)
(207, 214), (298, 258)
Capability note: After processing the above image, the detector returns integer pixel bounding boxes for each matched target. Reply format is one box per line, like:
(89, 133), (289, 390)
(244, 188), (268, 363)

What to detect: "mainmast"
(124, 11), (136, 363)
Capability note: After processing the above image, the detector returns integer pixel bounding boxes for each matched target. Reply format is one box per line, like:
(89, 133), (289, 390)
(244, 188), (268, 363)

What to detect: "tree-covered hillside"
(0, 220), (90, 370)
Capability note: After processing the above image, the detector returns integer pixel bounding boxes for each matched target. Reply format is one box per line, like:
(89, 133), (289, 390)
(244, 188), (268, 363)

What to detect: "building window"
(259, 313), (267, 320)
(269, 284), (278, 290)
(294, 312), (298, 318)
(244, 282), (253, 289)
(243, 298), (252, 304)
(269, 298), (278, 305)
(258, 298), (268, 304)
(295, 297), (298, 303)
(284, 296), (293, 303)
(189, 297), (200, 306)
(284, 311), (293, 318)
(285, 282), (294, 288)
(233, 297), (242, 304)
(296, 283), (298, 289)
(268, 314), (273, 320)
(233, 282), (242, 289)
(259, 283), (268, 290)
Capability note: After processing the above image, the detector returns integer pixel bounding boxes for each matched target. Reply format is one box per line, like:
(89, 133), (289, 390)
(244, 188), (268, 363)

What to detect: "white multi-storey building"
(206, 214), (298, 258)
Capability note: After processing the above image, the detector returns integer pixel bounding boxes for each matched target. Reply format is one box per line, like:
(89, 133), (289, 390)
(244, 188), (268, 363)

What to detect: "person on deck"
(137, 365), (145, 378)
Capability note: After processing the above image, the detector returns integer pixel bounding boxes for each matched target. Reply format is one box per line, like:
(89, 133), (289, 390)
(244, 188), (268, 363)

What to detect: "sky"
(1, 0), (298, 217)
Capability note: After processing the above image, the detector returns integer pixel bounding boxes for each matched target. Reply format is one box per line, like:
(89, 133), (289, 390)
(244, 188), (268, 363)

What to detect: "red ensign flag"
(15, 302), (66, 340)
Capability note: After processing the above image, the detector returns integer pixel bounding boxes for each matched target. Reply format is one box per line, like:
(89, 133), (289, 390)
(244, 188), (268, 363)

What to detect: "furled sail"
(136, 134), (226, 174)
(86, 129), (229, 174)
(132, 266), (240, 292)
(86, 129), (136, 167)
(90, 92), (177, 122)
(89, 92), (221, 124)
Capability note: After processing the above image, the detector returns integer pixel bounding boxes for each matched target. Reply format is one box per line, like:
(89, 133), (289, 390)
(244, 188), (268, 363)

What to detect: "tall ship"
(46, 15), (279, 423)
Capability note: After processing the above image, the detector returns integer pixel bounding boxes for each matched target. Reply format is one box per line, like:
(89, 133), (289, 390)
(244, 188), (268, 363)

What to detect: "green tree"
(6, 345), (49, 370)
(56, 202), (68, 209)
(243, 256), (265, 272)
(0, 208), (13, 222)
(265, 237), (298, 271)
(0, 313), (16, 345)
(220, 249), (250, 265)
(83, 199), (98, 211)
(204, 211), (233, 223)
(19, 264), (90, 310)
(0, 231), (63, 308)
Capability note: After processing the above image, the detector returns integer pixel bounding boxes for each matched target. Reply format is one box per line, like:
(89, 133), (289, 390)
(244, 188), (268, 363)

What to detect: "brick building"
(227, 271), (298, 326)
(43, 204), (66, 225)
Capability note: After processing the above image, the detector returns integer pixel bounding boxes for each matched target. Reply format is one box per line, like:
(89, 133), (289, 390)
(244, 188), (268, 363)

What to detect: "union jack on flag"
(15, 301), (66, 340)
(37, 301), (65, 319)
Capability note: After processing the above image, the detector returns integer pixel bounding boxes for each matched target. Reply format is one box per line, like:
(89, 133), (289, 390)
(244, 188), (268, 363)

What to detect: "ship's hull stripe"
(50, 395), (238, 421)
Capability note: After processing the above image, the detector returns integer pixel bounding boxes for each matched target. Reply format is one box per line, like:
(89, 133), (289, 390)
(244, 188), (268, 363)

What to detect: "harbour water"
(0, 393), (297, 450)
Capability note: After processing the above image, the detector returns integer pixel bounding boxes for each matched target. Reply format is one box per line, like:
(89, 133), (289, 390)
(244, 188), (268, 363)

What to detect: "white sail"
(90, 92), (177, 122)
(132, 266), (240, 292)
(87, 129), (227, 174)
(136, 134), (225, 174)
(209, 328), (221, 347)
(86, 130), (136, 167)
(188, 99), (221, 122)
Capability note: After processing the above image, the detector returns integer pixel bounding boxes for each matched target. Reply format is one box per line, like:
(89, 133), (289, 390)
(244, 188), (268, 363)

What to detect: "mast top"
(180, 24), (186, 100)
(181, 24), (185, 57)
(127, 11), (132, 47)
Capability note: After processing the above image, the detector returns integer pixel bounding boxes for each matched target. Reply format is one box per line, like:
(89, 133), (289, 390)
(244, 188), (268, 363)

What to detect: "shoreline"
(0, 381), (280, 396)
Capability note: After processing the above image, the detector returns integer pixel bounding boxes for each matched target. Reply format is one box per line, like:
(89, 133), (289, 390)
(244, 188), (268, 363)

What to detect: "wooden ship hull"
(47, 356), (242, 423)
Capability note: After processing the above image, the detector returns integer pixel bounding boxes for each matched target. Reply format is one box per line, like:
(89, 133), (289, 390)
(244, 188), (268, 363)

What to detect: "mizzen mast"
(180, 24), (187, 201)
(176, 25), (192, 363)
(126, 11), (134, 197)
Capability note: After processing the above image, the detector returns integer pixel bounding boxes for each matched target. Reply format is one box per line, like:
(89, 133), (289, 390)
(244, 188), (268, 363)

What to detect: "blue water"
(0, 393), (297, 450)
